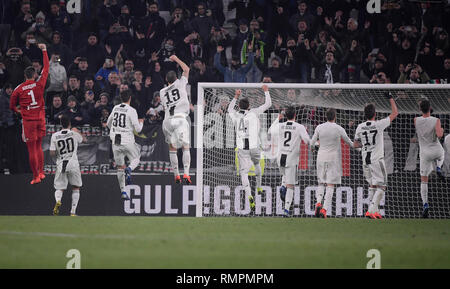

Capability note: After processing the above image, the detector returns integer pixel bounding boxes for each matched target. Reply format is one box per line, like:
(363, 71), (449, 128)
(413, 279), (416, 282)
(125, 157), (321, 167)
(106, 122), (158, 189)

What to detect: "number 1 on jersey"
(28, 90), (38, 106)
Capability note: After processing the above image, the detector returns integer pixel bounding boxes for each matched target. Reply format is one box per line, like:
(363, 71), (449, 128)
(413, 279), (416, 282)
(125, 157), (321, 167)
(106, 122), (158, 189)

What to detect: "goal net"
(196, 83), (450, 218)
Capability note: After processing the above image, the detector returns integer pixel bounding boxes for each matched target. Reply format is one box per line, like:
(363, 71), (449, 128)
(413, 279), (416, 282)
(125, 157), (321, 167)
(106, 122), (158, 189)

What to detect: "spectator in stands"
(95, 57), (119, 89)
(21, 32), (42, 64)
(75, 33), (106, 75)
(14, 1), (34, 47)
(147, 60), (165, 92)
(289, 1), (316, 34)
(438, 57), (450, 83)
(48, 1), (72, 47)
(47, 52), (67, 102)
(3, 47), (31, 87)
(66, 74), (83, 103)
(47, 31), (71, 69)
(104, 22), (132, 58)
(232, 18), (249, 56)
(363, 51), (389, 81)
(120, 59), (135, 85)
(46, 94), (64, 124)
(0, 83), (17, 173)
(21, 11), (52, 46)
(94, 92), (112, 126)
(189, 57), (217, 105)
(190, 3), (216, 46)
(274, 36), (300, 82)
(97, 0), (121, 42)
(68, 57), (89, 86)
(56, 95), (84, 126)
(135, 1), (166, 53)
(166, 7), (188, 47)
(270, 5), (292, 40)
(84, 75), (101, 100)
(80, 90), (96, 126)
(397, 63), (431, 84)
(103, 71), (121, 101)
(0, 59), (7, 88)
(266, 56), (285, 83)
(215, 44), (254, 83)
(369, 71), (391, 84)
(146, 91), (163, 123)
(181, 30), (205, 65)
(130, 70), (147, 117)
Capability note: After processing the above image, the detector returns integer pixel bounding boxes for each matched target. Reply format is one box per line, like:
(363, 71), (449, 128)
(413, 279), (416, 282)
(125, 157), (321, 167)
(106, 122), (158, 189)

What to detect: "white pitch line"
(0, 231), (140, 240)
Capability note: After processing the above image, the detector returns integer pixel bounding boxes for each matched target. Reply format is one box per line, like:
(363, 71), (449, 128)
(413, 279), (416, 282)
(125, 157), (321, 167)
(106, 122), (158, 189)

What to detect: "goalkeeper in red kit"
(10, 43), (49, 184)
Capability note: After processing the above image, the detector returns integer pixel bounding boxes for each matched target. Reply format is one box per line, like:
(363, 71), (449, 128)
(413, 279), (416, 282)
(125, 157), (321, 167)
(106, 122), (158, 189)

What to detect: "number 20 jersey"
(354, 117), (391, 165)
(159, 76), (190, 119)
(49, 129), (83, 165)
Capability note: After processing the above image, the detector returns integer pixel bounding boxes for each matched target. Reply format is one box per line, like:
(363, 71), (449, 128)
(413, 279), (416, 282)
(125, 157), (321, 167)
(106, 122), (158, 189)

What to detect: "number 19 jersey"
(160, 76), (190, 119)
(355, 117), (390, 164)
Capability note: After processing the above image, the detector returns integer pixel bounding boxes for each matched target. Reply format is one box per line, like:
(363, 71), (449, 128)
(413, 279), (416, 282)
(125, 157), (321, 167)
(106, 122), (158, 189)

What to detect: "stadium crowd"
(1, 0), (450, 174)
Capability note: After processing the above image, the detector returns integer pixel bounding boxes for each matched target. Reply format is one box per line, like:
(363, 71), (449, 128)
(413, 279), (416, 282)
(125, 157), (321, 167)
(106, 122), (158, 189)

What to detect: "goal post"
(196, 83), (450, 218)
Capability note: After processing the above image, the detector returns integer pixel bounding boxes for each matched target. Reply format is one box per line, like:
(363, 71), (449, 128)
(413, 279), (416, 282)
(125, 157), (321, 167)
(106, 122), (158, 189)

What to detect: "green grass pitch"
(0, 216), (449, 269)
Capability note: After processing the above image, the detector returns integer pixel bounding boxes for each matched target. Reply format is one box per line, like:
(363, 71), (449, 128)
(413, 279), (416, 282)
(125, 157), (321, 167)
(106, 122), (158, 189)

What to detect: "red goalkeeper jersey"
(10, 50), (49, 121)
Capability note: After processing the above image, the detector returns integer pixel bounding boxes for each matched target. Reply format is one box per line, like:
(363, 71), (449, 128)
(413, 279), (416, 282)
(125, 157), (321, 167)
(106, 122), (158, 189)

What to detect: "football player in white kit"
(268, 106), (310, 217)
(160, 55), (192, 184)
(107, 90), (144, 200)
(50, 114), (85, 216)
(228, 85), (272, 210)
(354, 92), (398, 219)
(310, 108), (355, 218)
(414, 98), (445, 218)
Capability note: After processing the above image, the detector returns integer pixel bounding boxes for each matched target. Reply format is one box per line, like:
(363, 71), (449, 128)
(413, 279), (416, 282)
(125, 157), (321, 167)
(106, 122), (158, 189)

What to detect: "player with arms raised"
(414, 99), (445, 218)
(269, 106), (310, 217)
(354, 93), (398, 219)
(310, 108), (355, 218)
(10, 43), (49, 184)
(107, 90), (144, 200)
(50, 114), (85, 216)
(229, 85), (272, 210)
(160, 55), (192, 184)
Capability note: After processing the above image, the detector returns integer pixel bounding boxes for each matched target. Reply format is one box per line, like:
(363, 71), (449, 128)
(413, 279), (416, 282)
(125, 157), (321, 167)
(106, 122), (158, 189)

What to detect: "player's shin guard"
(169, 151), (179, 177)
(254, 163), (262, 189)
(316, 184), (325, 205)
(55, 190), (63, 203)
(420, 182), (428, 205)
(117, 168), (125, 191)
(71, 189), (80, 215)
(369, 188), (385, 214)
(323, 186), (334, 214)
(182, 149), (190, 176)
(284, 187), (294, 211)
(128, 158), (140, 171)
(368, 187), (376, 203)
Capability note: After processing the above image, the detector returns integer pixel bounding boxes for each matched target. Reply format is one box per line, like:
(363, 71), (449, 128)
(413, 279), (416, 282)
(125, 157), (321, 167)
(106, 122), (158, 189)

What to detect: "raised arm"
(37, 43), (49, 87)
(169, 54), (189, 79)
(386, 92), (398, 122)
(254, 84), (272, 114)
(228, 89), (240, 114)
(214, 46), (226, 75)
(131, 109), (143, 134)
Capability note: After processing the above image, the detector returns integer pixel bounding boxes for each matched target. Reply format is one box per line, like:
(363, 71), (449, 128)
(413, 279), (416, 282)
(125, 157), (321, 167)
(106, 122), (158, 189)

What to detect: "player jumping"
(269, 106), (310, 217)
(414, 98), (445, 218)
(354, 92), (398, 219)
(50, 114), (85, 216)
(229, 85), (272, 210)
(9, 43), (49, 184)
(160, 55), (192, 184)
(107, 90), (144, 200)
(310, 108), (355, 218)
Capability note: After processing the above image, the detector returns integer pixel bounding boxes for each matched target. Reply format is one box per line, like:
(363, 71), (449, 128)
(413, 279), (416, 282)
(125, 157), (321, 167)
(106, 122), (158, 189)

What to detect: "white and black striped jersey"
(107, 103), (143, 145)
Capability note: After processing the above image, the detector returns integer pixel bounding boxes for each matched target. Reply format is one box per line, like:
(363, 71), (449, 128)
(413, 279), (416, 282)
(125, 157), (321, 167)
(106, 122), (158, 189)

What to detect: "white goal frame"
(195, 83), (450, 217)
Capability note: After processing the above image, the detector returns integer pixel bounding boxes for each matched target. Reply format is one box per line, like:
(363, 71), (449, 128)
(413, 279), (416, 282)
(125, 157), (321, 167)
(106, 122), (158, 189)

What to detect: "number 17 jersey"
(160, 76), (190, 119)
(355, 117), (391, 164)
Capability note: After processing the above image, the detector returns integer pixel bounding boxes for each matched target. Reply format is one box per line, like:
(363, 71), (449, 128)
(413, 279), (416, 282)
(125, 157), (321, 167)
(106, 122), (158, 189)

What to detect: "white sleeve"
(299, 125), (311, 145)
(268, 118), (279, 137)
(49, 135), (56, 151)
(179, 76), (188, 86)
(377, 117), (391, 131)
(354, 126), (361, 142)
(339, 126), (353, 147)
(254, 91), (272, 114)
(310, 126), (319, 146)
(228, 97), (237, 114)
(131, 109), (143, 133)
(106, 108), (114, 129)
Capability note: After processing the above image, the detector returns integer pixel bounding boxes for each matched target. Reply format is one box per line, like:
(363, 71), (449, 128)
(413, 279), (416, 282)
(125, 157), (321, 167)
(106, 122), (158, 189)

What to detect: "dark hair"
(166, 70), (177, 84)
(84, 75), (95, 82)
(364, 103), (376, 120)
(24, 66), (36, 79)
(326, 108), (336, 121)
(69, 74), (79, 80)
(285, 106), (296, 120)
(419, 98), (431, 114)
(120, 90), (131, 103)
(60, 114), (71, 128)
(239, 98), (250, 110)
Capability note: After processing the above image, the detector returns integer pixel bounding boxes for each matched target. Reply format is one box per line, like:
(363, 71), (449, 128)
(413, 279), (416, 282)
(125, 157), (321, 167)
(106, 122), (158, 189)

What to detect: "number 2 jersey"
(10, 50), (49, 121)
(268, 119), (310, 167)
(107, 103), (143, 145)
(160, 76), (190, 119)
(49, 129), (83, 165)
(354, 117), (391, 165)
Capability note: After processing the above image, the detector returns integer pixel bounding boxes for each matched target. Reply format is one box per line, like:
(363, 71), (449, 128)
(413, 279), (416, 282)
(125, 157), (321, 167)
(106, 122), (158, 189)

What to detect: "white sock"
(254, 163), (262, 189)
(281, 175), (286, 187)
(323, 186), (334, 213)
(241, 173), (251, 198)
(369, 188), (384, 214)
(128, 158), (140, 171)
(55, 190), (63, 203)
(368, 187), (376, 203)
(71, 189), (80, 215)
(182, 149), (190, 176)
(316, 185), (325, 204)
(117, 169), (125, 191)
(285, 187), (294, 211)
(421, 182), (428, 205)
(437, 158), (444, 169)
(169, 151), (179, 176)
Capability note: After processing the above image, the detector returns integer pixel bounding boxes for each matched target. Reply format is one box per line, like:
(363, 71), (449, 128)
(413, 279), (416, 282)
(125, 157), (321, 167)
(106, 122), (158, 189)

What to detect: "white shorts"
(317, 160), (342, 185)
(279, 165), (297, 185)
(112, 142), (140, 167)
(54, 159), (82, 190)
(420, 148), (445, 177)
(238, 148), (260, 174)
(363, 159), (387, 187)
(162, 116), (190, 149)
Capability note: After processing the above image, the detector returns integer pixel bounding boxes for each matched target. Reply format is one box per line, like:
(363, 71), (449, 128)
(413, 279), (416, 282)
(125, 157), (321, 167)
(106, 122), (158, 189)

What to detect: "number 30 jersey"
(354, 117), (390, 165)
(160, 76), (190, 119)
(107, 103), (143, 145)
(50, 129), (83, 165)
